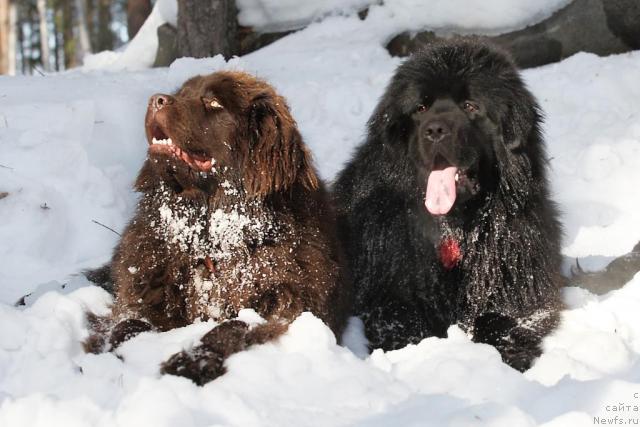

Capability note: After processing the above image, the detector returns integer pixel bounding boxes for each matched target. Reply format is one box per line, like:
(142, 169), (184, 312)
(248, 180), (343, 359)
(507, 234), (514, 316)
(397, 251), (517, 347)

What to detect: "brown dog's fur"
(86, 71), (350, 385)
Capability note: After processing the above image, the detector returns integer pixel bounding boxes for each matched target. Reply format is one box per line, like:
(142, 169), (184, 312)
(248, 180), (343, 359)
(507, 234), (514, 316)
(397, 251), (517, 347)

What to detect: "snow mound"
(237, 0), (376, 32)
(1, 275), (640, 425)
(366, 0), (572, 37)
(82, 0), (177, 71)
(236, 0), (571, 35)
(526, 52), (640, 257)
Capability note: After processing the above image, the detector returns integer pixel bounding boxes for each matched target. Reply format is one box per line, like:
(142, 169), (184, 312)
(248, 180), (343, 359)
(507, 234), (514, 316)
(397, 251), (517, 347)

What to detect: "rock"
(237, 26), (293, 56)
(572, 241), (640, 295)
(602, 0), (640, 49)
(386, 0), (640, 69)
(152, 23), (292, 67)
(153, 23), (178, 68)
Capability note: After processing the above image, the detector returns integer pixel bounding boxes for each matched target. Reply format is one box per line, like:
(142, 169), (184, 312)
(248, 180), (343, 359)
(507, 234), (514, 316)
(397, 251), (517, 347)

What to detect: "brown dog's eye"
(417, 104), (428, 113)
(463, 101), (479, 113)
(202, 97), (224, 111)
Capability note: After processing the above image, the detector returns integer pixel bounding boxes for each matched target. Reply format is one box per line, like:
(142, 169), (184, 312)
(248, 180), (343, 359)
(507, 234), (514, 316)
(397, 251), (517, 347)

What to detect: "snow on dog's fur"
(86, 71), (351, 385)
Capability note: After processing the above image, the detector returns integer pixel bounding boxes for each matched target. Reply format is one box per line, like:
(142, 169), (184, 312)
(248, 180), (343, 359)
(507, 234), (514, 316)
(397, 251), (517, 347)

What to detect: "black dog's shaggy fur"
(334, 40), (564, 371)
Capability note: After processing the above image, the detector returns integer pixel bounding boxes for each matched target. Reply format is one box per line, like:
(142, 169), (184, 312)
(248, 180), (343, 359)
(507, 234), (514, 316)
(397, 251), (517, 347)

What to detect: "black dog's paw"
(501, 349), (534, 372)
(472, 312), (518, 347)
(473, 313), (544, 372)
(161, 320), (250, 385)
(500, 326), (543, 372)
(499, 330), (543, 372)
(109, 319), (153, 350)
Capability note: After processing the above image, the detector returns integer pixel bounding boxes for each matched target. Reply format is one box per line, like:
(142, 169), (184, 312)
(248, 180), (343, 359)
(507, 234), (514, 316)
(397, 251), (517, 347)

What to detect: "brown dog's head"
(137, 71), (318, 198)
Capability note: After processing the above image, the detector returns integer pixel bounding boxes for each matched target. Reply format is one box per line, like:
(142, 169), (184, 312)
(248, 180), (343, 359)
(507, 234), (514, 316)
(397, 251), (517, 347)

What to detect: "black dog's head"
(369, 40), (543, 216)
(137, 71), (318, 198)
(412, 94), (498, 216)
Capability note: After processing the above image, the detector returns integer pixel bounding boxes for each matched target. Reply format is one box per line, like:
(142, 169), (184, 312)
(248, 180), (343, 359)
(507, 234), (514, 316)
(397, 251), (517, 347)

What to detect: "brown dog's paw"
(161, 345), (226, 386)
(200, 320), (249, 356)
(83, 313), (113, 354)
(109, 319), (154, 350)
(84, 332), (108, 354)
(161, 320), (250, 385)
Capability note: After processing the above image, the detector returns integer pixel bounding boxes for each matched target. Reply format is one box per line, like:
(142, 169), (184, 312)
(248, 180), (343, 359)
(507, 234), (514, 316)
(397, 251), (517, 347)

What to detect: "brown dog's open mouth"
(149, 139), (215, 172)
(147, 124), (215, 173)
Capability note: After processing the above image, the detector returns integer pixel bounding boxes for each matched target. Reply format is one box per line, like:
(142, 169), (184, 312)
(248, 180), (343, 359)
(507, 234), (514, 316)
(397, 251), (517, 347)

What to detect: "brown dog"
(86, 71), (350, 385)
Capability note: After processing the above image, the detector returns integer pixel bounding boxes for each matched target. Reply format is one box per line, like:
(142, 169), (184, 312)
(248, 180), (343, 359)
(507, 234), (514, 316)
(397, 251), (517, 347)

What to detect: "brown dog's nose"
(149, 94), (174, 111)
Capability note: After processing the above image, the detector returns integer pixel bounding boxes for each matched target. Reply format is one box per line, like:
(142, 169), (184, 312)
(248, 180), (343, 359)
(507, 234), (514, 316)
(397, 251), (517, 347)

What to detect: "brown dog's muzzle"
(149, 94), (174, 113)
(144, 94), (214, 173)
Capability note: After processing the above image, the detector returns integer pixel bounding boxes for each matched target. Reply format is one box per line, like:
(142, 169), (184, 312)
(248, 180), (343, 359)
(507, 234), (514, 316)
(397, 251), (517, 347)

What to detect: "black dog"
(334, 40), (564, 371)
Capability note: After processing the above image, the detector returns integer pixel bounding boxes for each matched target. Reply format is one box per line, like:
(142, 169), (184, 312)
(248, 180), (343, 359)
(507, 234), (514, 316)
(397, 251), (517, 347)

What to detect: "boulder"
(387, 0), (640, 68)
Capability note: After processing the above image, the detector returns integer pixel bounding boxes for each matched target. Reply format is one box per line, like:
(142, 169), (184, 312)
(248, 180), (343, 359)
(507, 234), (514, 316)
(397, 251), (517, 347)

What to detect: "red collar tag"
(438, 238), (461, 270)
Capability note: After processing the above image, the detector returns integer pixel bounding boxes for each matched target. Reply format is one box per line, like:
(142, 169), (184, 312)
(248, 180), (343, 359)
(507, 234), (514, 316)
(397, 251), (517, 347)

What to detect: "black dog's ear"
(500, 80), (542, 151)
(501, 106), (529, 150)
(367, 79), (421, 150)
(493, 109), (536, 211)
(243, 93), (318, 197)
(368, 81), (405, 139)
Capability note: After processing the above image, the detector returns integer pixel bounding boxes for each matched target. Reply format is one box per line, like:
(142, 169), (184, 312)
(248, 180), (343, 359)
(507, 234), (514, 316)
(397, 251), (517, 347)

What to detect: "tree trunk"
(96, 0), (113, 51)
(74, 0), (91, 61)
(6, 0), (15, 74)
(85, 0), (94, 49)
(0, 0), (17, 75)
(29, 2), (41, 73)
(62, 0), (77, 68)
(52, 0), (61, 71)
(127, 0), (151, 39)
(0, 0), (9, 74)
(36, 0), (51, 71)
(177, 0), (238, 59)
(17, 3), (26, 73)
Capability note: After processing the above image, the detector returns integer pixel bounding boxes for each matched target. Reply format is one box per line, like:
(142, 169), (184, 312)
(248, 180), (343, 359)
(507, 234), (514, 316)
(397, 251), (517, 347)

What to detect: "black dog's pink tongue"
(425, 166), (457, 215)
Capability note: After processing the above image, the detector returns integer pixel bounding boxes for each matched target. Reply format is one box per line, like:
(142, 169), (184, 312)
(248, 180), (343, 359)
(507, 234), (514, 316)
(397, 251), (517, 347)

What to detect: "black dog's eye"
(417, 104), (428, 113)
(463, 101), (479, 113)
(202, 97), (224, 111)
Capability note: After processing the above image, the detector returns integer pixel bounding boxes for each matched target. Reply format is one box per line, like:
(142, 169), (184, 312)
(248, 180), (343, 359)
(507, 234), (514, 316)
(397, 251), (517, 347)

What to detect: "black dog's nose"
(424, 120), (451, 143)
(149, 94), (174, 111)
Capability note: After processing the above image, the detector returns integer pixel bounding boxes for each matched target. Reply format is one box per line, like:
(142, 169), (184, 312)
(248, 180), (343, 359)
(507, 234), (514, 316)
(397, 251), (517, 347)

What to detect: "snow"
(206, 205), (270, 258)
(237, 0), (376, 32)
(2, 278), (640, 426)
(237, 0), (571, 35)
(82, 0), (177, 71)
(364, 0), (572, 37)
(1, 5), (640, 427)
(527, 52), (640, 257)
(152, 182), (276, 263)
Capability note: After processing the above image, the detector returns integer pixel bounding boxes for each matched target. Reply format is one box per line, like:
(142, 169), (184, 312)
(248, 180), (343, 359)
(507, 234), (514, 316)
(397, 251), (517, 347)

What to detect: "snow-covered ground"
(2, 7), (640, 427)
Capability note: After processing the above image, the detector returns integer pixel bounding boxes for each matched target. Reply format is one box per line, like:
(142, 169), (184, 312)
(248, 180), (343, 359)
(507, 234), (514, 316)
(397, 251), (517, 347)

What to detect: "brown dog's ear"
(243, 94), (318, 197)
